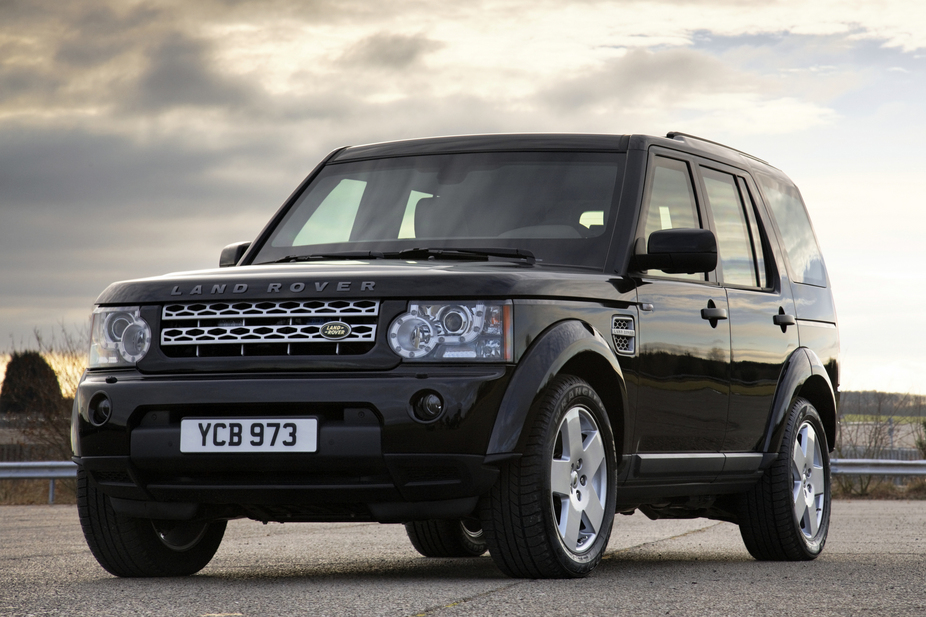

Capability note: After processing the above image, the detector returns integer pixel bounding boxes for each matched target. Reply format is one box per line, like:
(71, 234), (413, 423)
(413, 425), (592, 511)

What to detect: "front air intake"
(611, 315), (635, 356)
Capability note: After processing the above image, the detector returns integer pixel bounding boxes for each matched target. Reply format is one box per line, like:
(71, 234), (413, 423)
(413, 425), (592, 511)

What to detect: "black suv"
(73, 133), (839, 579)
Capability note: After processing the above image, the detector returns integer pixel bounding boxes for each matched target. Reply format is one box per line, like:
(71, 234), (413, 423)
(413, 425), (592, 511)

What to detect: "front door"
(632, 154), (731, 456)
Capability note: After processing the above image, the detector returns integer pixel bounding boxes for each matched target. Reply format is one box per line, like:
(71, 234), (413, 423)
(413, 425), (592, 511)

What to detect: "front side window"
(642, 157), (699, 237)
(256, 152), (623, 269)
(639, 156), (702, 280)
(757, 173), (826, 287)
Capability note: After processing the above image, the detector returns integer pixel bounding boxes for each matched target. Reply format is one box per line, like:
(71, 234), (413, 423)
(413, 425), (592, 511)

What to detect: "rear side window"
(737, 178), (768, 289)
(701, 168), (755, 287)
(700, 168), (769, 288)
(757, 174), (826, 287)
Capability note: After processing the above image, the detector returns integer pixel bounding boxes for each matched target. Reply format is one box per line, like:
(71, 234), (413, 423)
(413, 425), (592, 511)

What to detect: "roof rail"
(666, 131), (771, 166)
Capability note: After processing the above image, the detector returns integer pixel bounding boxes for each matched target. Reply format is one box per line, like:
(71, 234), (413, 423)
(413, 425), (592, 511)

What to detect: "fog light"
(89, 392), (113, 426)
(413, 391), (444, 422)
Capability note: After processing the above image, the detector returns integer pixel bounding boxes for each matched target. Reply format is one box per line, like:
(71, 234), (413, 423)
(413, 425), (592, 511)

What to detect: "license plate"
(180, 418), (317, 453)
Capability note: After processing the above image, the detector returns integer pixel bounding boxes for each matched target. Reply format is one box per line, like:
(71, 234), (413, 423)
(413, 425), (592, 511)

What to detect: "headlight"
(388, 301), (512, 362)
(89, 306), (152, 368)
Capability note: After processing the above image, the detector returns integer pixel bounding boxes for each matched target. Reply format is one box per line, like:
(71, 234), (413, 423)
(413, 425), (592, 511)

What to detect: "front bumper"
(74, 366), (513, 522)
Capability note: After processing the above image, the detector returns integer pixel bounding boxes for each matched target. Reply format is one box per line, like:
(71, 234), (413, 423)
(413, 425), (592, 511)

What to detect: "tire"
(77, 467), (226, 577)
(404, 518), (488, 557)
(480, 375), (617, 578)
(738, 397), (831, 561)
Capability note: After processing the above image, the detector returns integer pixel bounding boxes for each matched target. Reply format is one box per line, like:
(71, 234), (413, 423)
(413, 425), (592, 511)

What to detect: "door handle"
(773, 310), (796, 332)
(773, 314), (796, 326)
(701, 308), (728, 321)
(701, 299), (727, 328)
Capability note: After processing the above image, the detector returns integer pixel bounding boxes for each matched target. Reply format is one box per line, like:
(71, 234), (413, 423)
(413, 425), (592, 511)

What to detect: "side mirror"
(630, 228), (717, 274)
(219, 241), (251, 268)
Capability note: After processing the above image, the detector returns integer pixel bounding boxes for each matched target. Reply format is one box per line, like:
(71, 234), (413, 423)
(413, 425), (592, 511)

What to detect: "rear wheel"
(481, 375), (616, 578)
(77, 468), (226, 577)
(404, 518), (487, 557)
(738, 397), (831, 560)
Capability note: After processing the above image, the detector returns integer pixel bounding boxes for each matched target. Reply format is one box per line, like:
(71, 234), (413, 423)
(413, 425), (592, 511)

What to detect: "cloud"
(0, 65), (62, 106)
(338, 32), (444, 70)
(124, 32), (257, 112)
(0, 124), (278, 209)
(53, 5), (160, 68)
(531, 47), (839, 135)
(539, 48), (749, 113)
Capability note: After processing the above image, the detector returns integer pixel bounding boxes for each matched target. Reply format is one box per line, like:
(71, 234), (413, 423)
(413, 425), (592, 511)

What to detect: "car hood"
(95, 260), (634, 305)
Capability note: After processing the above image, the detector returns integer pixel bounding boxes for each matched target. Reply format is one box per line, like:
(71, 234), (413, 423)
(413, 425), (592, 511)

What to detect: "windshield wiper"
(275, 251), (385, 263)
(385, 247), (536, 265)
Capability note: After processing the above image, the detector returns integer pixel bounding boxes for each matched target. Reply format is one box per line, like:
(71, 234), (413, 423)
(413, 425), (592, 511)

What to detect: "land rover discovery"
(73, 132), (839, 579)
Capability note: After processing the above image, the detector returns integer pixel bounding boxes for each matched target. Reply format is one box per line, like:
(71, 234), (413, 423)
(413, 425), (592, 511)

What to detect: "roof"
(332, 133), (632, 161)
(329, 131), (782, 176)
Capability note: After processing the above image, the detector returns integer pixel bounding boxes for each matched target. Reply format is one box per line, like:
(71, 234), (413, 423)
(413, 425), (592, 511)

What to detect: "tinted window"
(643, 157), (699, 238)
(256, 152), (622, 269)
(737, 178), (768, 288)
(757, 173), (826, 287)
(640, 157), (702, 280)
(701, 168), (756, 287)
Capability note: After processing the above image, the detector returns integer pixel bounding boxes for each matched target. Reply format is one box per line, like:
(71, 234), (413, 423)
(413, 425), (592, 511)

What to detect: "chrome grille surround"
(160, 300), (379, 355)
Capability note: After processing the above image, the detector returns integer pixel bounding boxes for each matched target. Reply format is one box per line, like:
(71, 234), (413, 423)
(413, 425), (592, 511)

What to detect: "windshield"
(253, 151), (624, 269)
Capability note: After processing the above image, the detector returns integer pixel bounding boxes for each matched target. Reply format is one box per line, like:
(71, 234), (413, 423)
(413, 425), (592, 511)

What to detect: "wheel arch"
(558, 352), (626, 460)
(486, 320), (628, 457)
(762, 347), (837, 454)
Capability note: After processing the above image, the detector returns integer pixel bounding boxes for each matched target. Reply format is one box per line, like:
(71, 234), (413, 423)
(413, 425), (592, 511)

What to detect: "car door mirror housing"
(219, 241), (251, 267)
(631, 228), (717, 274)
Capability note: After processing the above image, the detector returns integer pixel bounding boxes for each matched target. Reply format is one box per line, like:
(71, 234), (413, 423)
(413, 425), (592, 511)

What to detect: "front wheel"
(481, 375), (617, 578)
(738, 397), (831, 560)
(77, 468), (226, 577)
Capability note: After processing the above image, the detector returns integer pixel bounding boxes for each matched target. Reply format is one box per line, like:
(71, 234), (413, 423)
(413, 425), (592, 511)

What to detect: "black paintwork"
(74, 133), (839, 525)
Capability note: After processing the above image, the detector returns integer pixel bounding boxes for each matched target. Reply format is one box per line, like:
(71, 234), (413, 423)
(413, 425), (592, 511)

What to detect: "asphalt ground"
(1, 501), (924, 616)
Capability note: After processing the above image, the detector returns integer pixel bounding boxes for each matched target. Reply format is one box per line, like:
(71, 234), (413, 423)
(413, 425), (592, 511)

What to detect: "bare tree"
(835, 390), (911, 496)
(1, 326), (87, 462)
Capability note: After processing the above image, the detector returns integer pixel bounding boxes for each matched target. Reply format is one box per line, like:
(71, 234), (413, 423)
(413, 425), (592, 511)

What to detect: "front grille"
(160, 300), (379, 357)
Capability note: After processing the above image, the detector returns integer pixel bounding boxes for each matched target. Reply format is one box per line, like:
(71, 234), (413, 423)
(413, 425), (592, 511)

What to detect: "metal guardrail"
(830, 458), (926, 476)
(0, 461), (77, 504)
(1, 459), (925, 504)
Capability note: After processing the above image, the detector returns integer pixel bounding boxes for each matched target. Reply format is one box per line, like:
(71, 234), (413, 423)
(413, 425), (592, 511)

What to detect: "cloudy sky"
(1, 0), (925, 393)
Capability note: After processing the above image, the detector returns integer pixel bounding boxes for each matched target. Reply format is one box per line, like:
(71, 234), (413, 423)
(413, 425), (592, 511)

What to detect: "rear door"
(695, 163), (799, 453)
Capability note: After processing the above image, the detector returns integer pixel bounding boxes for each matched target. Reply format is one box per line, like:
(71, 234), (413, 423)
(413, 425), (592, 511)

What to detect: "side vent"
(611, 315), (636, 356)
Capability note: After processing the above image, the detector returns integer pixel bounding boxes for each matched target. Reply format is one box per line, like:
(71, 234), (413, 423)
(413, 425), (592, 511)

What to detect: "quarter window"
(757, 173), (826, 287)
